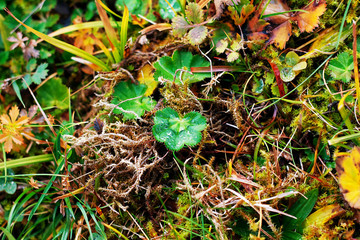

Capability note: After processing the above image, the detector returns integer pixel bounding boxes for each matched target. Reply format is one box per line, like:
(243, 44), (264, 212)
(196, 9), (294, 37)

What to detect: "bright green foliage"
(37, 78), (69, 110)
(282, 189), (319, 234)
(111, 81), (156, 120)
(22, 62), (48, 88)
(328, 52), (354, 83)
(0, 169), (17, 194)
(171, 2), (207, 45)
(153, 50), (210, 84)
(152, 108), (207, 151)
(159, 0), (181, 19)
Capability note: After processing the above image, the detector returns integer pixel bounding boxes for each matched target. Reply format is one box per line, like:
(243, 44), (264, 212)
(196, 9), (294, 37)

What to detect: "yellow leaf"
(138, 64), (158, 96)
(295, 0), (327, 33)
(336, 147), (360, 209)
(303, 204), (345, 233)
(268, 21), (291, 50)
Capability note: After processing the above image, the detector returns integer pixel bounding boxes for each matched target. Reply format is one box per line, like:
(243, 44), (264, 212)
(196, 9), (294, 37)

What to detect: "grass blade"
(0, 154), (53, 170)
(27, 158), (64, 221)
(95, 0), (121, 63)
(4, 8), (111, 71)
(0, 227), (16, 240)
(120, 5), (129, 59)
(76, 202), (94, 240)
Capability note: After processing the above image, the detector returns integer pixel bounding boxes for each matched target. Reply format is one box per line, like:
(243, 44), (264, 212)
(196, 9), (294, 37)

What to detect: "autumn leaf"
(0, 105), (30, 152)
(0, 105), (44, 153)
(294, 0), (327, 33)
(138, 64), (158, 96)
(259, 0), (327, 49)
(336, 147), (360, 209)
(68, 16), (102, 54)
(268, 21), (292, 50)
(263, 0), (290, 25)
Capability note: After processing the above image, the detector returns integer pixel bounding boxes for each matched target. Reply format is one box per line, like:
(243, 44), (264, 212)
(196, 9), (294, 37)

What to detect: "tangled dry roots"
(64, 119), (166, 210)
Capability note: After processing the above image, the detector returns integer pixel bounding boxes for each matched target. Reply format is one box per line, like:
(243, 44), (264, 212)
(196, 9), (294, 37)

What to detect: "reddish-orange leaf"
(268, 21), (292, 50)
(294, 0), (327, 33)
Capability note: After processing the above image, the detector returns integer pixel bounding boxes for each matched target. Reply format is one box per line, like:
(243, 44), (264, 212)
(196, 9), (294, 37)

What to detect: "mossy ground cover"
(0, 0), (360, 239)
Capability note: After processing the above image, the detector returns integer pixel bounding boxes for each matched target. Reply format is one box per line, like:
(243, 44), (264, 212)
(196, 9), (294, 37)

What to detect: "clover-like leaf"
(285, 51), (300, 67)
(280, 67), (296, 82)
(152, 108), (207, 151)
(154, 50), (211, 84)
(187, 26), (208, 45)
(328, 52), (354, 83)
(111, 81), (156, 120)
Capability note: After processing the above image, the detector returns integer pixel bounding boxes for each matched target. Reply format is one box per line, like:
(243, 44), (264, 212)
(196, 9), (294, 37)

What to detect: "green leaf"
(328, 52), (354, 83)
(22, 63), (49, 88)
(280, 67), (296, 82)
(111, 81), (156, 120)
(37, 78), (69, 110)
(0, 51), (9, 65)
(159, 0), (181, 19)
(32, 63), (49, 84)
(285, 51), (300, 66)
(187, 26), (207, 45)
(154, 50), (211, 84)
(283, 188), (319, 232)
(185, 2), (203, 24)
(0, 169), (16, 194)
(152, 108), (207, 151)
(5, 181), (17, 194)
(281, 231), (303, 240)
(0, 227), (16, 240)
(12, 81), (25, 108)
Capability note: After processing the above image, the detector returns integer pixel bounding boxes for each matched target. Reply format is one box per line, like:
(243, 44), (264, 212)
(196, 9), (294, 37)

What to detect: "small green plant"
(111, 81), (156, 120)
(280, 51), (307, 82)
(328, 52), (354, 83)
(152, 108), (207, 151)
(0, 169), (17, 194)
(153, 50), (210, 84)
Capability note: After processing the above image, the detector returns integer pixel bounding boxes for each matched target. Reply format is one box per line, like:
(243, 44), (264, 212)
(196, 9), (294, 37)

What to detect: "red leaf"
(267, 60), (285, 97)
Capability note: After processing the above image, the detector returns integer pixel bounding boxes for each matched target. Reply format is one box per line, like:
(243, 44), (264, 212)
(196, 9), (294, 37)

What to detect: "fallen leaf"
(263, 0), (290, 24)
(294, 0), (327, 33)
(336, 147), (360, 209)
(268, 21), (292, 50)
(138, 64), (158, 96)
